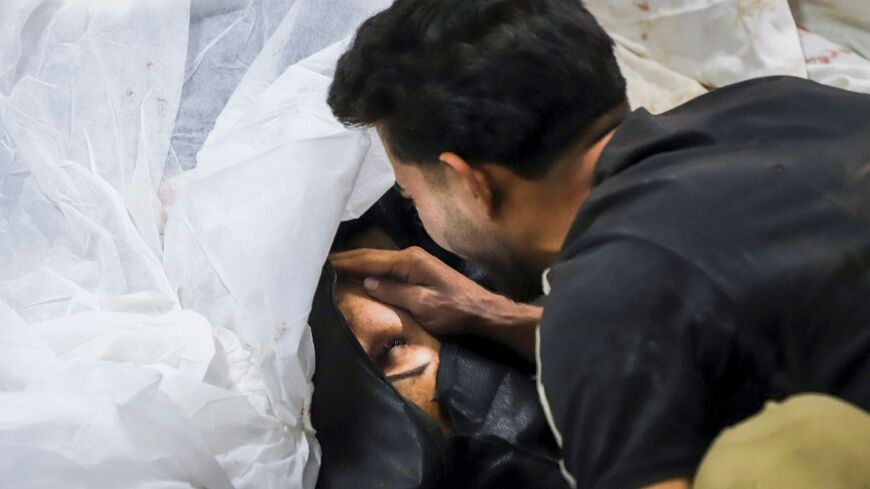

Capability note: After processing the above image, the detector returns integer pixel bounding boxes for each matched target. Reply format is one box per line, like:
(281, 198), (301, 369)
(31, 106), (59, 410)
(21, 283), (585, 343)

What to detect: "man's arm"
(330, 246), (541, 361)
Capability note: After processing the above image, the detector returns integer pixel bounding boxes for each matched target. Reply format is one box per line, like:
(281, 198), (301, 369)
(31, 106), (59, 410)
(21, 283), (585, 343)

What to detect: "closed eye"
(375, 337), (407, 368)
(386, 362), (429, 382)
(376, 338), (430, 382)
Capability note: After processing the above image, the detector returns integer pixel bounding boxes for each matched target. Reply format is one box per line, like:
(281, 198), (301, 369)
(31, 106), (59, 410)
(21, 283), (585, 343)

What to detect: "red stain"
(273, 321), (289, 341)
(806, 48), (850, 65)
(636, 1), (651, 12)
(641, 31), (649, 41)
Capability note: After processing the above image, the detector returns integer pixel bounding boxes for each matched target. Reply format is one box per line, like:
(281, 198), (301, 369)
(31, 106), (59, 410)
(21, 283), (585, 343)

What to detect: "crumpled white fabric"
(614, 44), (708, 114)
(161, 34), (395, 489)
(790, 0), (870, 60)
(589, 0), (870, 115)
(1, 0), (391, 488)
(0, 0), (186, 312)
(799, 27), (870, 93)
(587, 0), (808, 89)
(167, 0), (296, 175)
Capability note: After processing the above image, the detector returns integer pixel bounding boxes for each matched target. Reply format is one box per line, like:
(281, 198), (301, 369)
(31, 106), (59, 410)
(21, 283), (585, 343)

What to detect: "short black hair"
(328, 0), (626, 179)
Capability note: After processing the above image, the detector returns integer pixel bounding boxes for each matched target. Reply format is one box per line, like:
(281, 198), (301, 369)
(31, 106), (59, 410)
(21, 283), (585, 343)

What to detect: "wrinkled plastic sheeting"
(0, 311), (239, 489)
(2, 308), (315, 489)
(0, 1), (243, 488)
(162, 27), (395, 478)
(1, 0), (394, 488)
(0, 0), (186, 316)
(197, 0), (395, 220)
(168, 0), (393, 177)
(167, 0), (295, 175)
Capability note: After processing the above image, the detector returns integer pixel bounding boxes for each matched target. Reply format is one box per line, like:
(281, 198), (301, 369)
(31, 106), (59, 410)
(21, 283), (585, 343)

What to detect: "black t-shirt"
(538, 76), (870, 489)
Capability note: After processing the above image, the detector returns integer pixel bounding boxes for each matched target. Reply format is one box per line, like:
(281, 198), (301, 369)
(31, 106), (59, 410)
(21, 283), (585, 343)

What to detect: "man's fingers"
(362, 277), (432, 313)
(328, 248), (379, 261)
(330, 248), (411, 280)
(330, 247), (441, 285)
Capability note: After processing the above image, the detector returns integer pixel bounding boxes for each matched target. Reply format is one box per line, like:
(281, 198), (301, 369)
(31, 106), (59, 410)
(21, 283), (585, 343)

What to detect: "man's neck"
(515, 128), (617, 274)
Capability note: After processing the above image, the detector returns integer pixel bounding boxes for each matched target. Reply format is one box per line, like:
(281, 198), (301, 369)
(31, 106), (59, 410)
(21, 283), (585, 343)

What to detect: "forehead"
(335, 283), (401, 330)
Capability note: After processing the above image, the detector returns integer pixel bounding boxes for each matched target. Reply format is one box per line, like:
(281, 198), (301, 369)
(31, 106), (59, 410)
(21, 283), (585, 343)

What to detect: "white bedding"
(1, 1), (867, 488)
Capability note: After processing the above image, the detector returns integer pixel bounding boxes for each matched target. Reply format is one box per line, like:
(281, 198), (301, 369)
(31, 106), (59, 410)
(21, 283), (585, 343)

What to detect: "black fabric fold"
(309, 264), (453, 489)
(436, 341), (570, 489)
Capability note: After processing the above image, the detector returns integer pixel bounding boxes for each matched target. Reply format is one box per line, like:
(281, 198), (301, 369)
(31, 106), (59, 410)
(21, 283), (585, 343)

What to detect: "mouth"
(386, 362), (430, 382)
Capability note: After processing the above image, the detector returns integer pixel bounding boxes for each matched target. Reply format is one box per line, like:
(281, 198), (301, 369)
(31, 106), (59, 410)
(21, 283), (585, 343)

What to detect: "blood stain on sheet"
(636, 1), (650, 12)
(274, 321), (289, 341)
(641, 32), (649, 41)
(806, 48), (851, 65)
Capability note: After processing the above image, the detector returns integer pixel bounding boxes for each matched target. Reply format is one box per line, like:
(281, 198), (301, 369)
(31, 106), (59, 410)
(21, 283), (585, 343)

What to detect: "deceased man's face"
(335, 280), (452, 435)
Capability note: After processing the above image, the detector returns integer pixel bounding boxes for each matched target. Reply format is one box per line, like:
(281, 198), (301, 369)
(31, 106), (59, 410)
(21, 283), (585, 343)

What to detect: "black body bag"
(309, 264), (454, 489)
(309, 266), (570, 489)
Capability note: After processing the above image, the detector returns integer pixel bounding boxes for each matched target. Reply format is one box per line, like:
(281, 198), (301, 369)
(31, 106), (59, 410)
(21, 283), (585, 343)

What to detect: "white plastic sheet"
(168, 0), (296, 174)
(1, 0), (186, 315)
(162, 38), (394, 489)
(1, 0), (392, 488)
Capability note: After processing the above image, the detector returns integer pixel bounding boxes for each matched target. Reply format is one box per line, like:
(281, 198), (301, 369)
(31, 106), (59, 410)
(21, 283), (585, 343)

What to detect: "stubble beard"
(443, 202), (543, 303)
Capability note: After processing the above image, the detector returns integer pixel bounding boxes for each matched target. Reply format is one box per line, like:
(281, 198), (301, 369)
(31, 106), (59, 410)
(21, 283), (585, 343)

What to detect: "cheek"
(413, 196), (452, 251)
(391, 352), (440, 410)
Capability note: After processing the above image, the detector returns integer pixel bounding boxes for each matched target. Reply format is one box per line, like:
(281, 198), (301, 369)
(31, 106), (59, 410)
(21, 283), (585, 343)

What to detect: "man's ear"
(439, 152), (497, 219)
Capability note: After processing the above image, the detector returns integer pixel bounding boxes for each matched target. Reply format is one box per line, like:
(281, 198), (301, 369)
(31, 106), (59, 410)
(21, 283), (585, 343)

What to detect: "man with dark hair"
(328, 0), (870, 488)
(329, 0), (628, 302)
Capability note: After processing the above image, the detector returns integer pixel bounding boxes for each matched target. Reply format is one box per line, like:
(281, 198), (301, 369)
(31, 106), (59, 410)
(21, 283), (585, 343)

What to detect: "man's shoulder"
(546, 234), (719, 309)
(660, 76), (870, 145)
(668, 75), (863, 116)
(570, 76), (870, 276)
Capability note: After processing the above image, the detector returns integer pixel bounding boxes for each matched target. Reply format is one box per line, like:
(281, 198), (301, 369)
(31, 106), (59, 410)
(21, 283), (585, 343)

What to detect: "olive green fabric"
(695, 394), (870, 489)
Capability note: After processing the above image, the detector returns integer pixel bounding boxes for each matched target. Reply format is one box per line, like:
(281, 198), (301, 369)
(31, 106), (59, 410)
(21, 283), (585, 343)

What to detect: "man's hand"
(330, 247), (541, 360)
